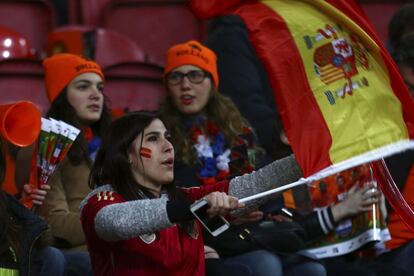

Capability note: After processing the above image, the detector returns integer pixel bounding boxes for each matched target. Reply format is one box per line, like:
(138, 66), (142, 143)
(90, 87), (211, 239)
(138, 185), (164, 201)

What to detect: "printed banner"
(301, 164), (390, 258)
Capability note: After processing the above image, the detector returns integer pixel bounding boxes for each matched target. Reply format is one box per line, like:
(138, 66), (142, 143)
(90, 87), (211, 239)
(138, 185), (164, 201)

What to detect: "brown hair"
(47, 87), (111, 166)
(90, 111), (195, 234)
(159, 86), (250, 165)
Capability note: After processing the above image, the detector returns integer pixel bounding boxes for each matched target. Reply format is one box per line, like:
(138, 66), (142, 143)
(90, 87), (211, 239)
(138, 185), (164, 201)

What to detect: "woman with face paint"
(33, 54), (111, 276)
(80, 111), (305, 275)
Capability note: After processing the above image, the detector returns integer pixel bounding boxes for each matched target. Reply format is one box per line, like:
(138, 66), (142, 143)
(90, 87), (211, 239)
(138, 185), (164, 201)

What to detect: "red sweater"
(81, 182), (229, 276)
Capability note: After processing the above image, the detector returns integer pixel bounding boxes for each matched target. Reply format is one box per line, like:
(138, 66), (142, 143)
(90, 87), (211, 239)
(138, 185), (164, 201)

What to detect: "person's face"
(128, 119), (174, 190)
(399, 64), (414, 99)
(167, 65), (212, 115)
(66, 72), (104, 125)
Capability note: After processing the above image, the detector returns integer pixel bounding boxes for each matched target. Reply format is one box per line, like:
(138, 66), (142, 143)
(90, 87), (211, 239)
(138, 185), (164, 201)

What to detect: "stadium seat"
(68, 0), (112, 26)
(104, 62), (165, 112)
(93, 27), (165, 111)
(94, 28), (147, 69)
(0, 60), (48, 113)
(47, 25), (94, 57)
(0, 26), (35, 61)
(0, 26), (47, 112)
(0, 0), (55, 58)
(47, 26), (146, 68)
(100, 0), (205, 66)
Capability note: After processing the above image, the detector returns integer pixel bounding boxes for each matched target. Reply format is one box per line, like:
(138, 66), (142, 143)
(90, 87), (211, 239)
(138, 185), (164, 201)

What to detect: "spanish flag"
(190, 0), (414, 179)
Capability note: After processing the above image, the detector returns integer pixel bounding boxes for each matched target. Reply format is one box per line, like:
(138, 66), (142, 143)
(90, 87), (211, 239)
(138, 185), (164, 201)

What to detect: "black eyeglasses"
(166, 70), (208, 85)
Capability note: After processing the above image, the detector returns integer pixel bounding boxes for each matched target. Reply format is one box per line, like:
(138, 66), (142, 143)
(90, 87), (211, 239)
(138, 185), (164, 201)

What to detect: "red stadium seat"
(0, 0), (55, 58)
(68, 0), (112, 25)
(95, 28), (165, 112)
(0, 26), (47, 112)
(0, 60), (48, 113)
(47, 26), (146, 69)
(0, 26), (35, 61)
(104, 62), (165, 112)
(94, 28), (146, 69)
(47, 25), (94, 57)
(100, 0), (205, 66)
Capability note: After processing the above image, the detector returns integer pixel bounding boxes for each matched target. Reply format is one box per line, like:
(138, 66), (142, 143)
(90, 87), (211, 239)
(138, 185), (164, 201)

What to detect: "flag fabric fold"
(189, 0), (414, 178)
(189, 0), (414, 229)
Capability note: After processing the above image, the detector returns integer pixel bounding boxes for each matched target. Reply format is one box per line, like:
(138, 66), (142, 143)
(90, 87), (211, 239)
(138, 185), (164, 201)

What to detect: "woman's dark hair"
(46, 88), (111, 165)
(389, 3), (414, 51)
(89, 111), (185, 201)
(89, 111), (158, 200)
(89, 111), (194, 232)
(0, 138), (20, 258)
(392, 33), (414, 69)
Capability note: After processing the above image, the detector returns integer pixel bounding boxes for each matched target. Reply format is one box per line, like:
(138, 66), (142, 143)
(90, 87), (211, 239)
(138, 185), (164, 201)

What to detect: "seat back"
(47, 26), (146, 69)
(68, 0), (112, 25)
(94, 28), (146, 69)
(104, 63), (165, 112)
(100, 0), (205, 66)
(0, 26), (35, 61)
(0, 60), (48, 113)
(0, 1), (55, 57)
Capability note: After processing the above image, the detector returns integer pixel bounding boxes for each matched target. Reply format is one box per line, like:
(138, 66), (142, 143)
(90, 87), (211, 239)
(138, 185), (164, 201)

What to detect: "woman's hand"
(22, 184), (51, 206)
(331, 182), (380, 222)
(204, 192), (244, 217)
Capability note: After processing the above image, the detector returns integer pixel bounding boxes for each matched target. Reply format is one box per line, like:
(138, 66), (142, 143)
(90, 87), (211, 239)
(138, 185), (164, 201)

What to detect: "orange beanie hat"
(43, 53), (104, 103)
(164, 40), (219, 87)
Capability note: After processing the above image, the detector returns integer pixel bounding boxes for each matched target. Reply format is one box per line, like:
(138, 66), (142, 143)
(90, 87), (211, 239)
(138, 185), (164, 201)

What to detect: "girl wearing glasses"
(159, 41), (326, 276)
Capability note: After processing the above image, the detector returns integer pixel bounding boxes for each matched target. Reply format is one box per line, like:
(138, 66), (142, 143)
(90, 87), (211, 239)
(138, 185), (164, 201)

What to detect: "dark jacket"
(3, 193), (49, 276)
(206, 15), (292, 159)
(385, 150), (414, 197)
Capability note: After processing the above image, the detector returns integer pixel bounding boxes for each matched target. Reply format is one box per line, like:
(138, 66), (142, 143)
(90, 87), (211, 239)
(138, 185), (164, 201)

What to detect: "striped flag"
(190, 0), (414, 229)
(190, 0), (414, 179)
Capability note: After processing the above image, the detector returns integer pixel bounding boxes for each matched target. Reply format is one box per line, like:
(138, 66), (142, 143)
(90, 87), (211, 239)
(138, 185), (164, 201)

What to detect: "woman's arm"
(93, 196), (174, 241)
(228, 155), (302, 207)
(300, 182), (380, 241)
(330, 182), (379, 222)
(87, 188), (241, 242)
